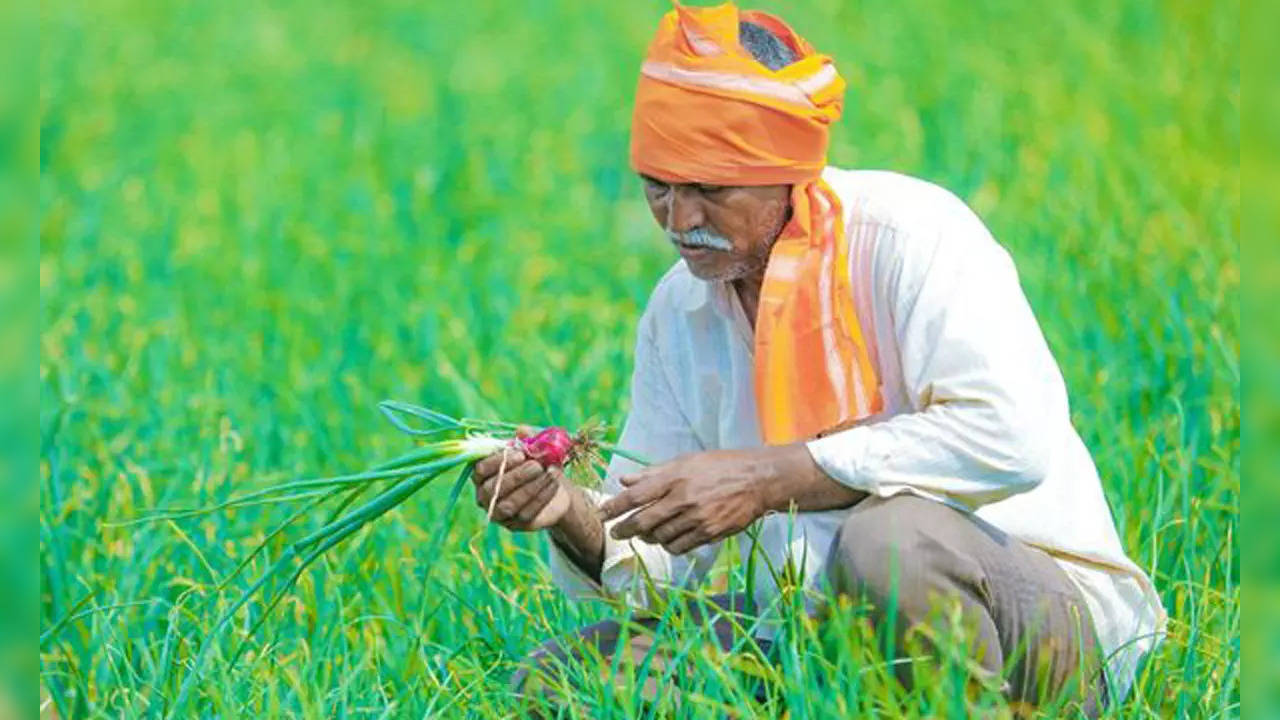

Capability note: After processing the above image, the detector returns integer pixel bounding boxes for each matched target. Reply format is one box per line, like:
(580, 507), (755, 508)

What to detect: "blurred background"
(39, 0), (1239, 716)
(7, 1), (40, 717)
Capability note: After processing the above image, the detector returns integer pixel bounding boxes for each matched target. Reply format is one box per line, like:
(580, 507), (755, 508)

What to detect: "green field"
(39, 0), (1238, 717)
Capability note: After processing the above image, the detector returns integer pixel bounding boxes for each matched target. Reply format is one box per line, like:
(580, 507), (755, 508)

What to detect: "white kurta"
(549, 166), (1166, 699)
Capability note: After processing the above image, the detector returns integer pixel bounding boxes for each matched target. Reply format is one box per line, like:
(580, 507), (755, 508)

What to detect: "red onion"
(520, 427), (574, 466)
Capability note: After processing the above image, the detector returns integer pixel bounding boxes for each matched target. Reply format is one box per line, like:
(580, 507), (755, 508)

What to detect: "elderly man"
(471, 2), (1164, 715)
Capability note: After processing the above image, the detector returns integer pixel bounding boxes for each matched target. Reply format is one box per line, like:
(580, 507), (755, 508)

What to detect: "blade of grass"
(40, 590), (97, 648)
(164, 465), (450, 718)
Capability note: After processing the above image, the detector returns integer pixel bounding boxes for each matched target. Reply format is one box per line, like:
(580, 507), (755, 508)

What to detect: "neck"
(732, 210), (790, 332)
(732, 271), (766, 330)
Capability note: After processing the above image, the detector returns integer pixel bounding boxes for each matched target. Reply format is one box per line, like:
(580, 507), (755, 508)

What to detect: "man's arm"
(758, 442), (868, 512)
(547, 486), (606, 583)
(803, 198), (1065, 510)
(469, 449), (607, 581)
(472, 286), (717, 596)
(601, 442), (862, 554)
(606, 193), (1066, 551)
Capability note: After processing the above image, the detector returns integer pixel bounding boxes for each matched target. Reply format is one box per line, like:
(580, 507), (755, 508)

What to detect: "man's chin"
(682, 257), (725, 280)
(683, 258), (751, 283)
(674, 244), (764, 282)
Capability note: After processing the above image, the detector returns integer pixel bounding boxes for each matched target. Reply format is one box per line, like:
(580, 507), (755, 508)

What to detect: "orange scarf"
(630, 1), (882, 445)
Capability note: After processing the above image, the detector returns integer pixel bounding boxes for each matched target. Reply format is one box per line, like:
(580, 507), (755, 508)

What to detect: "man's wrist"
(759, 442), (860, 513)
(546, 485), (605, 583)
(756, 444), (803, 512)
(547, 488), (578, 542)
(548, 484), (589, 534)
(548, 511), (580, 548)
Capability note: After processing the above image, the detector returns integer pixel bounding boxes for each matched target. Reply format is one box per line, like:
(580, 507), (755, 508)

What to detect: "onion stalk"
(148, 400), (646, 718)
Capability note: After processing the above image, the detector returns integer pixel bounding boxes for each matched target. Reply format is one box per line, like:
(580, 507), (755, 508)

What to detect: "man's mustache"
(666, 226), (734, 251)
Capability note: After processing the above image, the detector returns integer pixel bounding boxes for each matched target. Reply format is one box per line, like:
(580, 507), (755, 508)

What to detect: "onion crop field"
(39, 0), (1238, 717)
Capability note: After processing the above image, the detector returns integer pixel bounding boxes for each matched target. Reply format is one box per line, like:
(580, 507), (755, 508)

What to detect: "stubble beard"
(688, 199), (791, 283)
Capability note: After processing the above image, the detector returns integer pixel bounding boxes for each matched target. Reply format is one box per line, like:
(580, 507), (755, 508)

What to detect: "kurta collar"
(677, 269), (755, 349)
(678, 272), (729, 314)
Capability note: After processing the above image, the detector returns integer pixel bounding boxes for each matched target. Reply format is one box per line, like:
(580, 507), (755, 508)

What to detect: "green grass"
(39, 0), (1238, 717)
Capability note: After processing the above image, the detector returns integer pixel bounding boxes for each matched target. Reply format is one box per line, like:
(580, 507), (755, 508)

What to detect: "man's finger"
(478, 460), (543, 503)
(664, 529), (712, 556)
(598, 475), (671, 521)
(610, 499), (680, 541)
(495, 473), (553, 519)
(474, 447), (525, 479)
(491, 459), (544, 491)
(514, 475), (561, 524)
(641, 513), (698, 546)
(477, 460), (539, 506)
(618, 465), (660, 487)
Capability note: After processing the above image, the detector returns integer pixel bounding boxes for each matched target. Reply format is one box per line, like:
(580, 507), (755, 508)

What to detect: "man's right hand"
(472, 445), (572, 531)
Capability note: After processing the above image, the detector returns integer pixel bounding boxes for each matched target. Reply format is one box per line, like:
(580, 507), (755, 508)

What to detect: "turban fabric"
(630, 1), (882, 445)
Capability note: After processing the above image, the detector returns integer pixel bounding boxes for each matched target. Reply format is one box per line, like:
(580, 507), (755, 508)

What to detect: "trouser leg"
(510, 593), (768, 717)
(823, 494), (1108, 716)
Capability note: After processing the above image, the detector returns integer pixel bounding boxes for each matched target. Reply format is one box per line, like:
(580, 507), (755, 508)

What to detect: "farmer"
(473, 2), (1164, 714)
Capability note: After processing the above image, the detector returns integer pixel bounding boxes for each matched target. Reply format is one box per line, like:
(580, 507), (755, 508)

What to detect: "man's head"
(631, 4), (872, 445)
(639, 21), (798, 282)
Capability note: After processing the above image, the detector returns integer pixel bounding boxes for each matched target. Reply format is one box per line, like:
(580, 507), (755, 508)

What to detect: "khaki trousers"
(514, 494), (1108, 716)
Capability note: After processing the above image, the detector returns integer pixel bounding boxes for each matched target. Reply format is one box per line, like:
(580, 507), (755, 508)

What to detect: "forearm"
(548, 485), (606, 583)
(760, 443), (867, 513)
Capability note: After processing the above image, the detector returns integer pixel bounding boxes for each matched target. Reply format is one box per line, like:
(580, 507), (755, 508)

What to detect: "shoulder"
(823, 166), (1012, 271)
(822, 166), (985, 237)
(822, 167), (1018, 311)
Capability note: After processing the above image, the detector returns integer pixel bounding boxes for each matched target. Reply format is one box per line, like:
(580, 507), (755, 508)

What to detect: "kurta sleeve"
(806, 197), (1070, 510)
(548, 301), (723, 608)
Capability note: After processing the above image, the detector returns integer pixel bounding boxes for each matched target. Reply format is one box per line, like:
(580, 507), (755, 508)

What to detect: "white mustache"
(666, 227), (734, 251)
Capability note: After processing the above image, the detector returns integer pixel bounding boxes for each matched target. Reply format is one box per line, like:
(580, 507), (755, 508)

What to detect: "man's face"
(640, 175), (792, 282)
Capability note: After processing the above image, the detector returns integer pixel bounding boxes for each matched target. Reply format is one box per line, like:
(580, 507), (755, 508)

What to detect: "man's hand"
(472, 441), (571, 531)
(598, 449), (776, 555)
(472, 428), (606, 580)
(598, 444), (866, 556)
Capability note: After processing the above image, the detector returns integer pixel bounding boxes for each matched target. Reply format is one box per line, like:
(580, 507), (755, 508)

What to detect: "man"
(471, 2), (1165, 714)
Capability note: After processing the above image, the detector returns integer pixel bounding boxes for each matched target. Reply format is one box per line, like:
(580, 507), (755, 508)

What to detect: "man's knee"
(509, 647), (547, 695)
(825, 494), (951, 602)
(509, 631), (580, 700)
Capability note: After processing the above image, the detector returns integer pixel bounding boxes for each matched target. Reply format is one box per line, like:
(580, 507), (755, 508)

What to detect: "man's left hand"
(598, 448), (780, 555)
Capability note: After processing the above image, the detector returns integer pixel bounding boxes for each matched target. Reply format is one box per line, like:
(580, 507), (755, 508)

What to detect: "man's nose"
(666, 186), (706, 233)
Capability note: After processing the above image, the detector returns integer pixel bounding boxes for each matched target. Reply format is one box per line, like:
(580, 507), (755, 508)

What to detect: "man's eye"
(698, 184), (729, 195)
(645, 180), (670, 195)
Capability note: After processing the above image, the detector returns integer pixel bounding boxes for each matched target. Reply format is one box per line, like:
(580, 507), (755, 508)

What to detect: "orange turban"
(630, 1), (882, 445)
